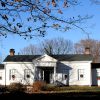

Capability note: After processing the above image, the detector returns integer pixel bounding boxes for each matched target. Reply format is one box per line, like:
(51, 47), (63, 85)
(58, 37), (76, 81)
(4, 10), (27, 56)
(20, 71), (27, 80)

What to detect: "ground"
(0, 91), (100, 99)
(1, 86), (100, 99)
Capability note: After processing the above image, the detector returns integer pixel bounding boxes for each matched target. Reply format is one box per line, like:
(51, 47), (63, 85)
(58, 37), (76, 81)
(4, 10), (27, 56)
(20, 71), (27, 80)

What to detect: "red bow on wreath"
(12, 75), (15, 80)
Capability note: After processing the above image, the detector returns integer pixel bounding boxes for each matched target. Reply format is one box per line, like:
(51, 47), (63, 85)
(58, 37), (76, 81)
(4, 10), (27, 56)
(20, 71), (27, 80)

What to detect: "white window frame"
(0, 72), (2, 80)
(62, 69), (69, 80)
(97, 69), (100, 79)
(24, 69), (31, 80)
(78, 69), (84, 80)
(9, 69), (17, 80)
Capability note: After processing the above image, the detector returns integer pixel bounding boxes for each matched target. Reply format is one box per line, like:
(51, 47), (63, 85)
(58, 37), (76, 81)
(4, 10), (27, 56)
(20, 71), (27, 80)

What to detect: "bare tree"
(19, 38), (73, 55)
(0, 0), (91, 39)
(0, 39), (5, 63)
(20, 44), (41, 55)
(41, 37), (73, 55)
(74, 39), (100, 63)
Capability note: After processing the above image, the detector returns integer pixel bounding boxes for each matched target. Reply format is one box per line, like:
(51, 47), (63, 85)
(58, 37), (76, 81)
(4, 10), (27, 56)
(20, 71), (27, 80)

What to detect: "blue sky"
(0, 0), (100, 60)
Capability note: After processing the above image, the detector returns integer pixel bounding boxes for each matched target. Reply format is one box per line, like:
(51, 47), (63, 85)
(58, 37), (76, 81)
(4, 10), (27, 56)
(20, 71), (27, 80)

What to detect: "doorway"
(38, 67), (54, 84)
(44, 70), (50, 83)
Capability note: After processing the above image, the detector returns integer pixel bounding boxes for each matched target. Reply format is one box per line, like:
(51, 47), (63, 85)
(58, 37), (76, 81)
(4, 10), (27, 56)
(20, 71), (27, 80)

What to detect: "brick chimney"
(84, 47), (90, 54)
(10, 49), (15, 56)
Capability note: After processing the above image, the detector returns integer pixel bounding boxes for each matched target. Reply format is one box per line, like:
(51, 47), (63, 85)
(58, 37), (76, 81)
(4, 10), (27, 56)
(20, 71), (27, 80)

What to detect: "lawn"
(1, 85), (100, 99)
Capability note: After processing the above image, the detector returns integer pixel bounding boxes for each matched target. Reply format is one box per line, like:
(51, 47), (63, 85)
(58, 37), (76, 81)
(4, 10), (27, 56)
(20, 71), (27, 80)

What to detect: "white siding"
(4, 62), (35, 85)
(2, 55), (92, 86)
(0, 69), (5, 85)
(56, 61), (92, 86)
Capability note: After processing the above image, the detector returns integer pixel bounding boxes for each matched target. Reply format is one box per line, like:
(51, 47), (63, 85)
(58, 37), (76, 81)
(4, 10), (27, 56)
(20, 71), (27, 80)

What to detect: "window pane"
(24, 69), (31, 80)
(9, 69), (16, 80)
(0, 72), (2, 80)
(78, 69), (84, 80)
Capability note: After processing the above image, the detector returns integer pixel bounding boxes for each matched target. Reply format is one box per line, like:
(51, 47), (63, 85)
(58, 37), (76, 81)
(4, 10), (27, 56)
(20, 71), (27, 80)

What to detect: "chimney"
(10, 49), (15, 56)
(84, 47), (90, 54)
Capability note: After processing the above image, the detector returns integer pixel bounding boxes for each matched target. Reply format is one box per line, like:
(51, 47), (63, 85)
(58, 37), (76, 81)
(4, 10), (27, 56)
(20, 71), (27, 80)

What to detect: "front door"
(44, 70), (50, 83)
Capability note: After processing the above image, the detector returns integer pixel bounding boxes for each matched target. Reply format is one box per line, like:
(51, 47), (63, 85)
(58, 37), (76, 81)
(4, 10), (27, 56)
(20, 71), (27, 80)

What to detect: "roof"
(4, 55), (41, 62)
(0, 64), (4, 69)
(3, 54), (93, 62)
(91, 63), (100, 68)
(51, 54), (93, 61)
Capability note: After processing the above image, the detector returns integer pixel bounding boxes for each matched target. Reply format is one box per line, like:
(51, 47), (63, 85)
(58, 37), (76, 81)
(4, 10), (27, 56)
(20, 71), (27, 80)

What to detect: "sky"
(0, 0), (100, 61)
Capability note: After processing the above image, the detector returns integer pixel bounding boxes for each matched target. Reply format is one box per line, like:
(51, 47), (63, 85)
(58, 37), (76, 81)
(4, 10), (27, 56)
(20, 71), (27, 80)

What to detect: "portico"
(33, 54), (57, 83)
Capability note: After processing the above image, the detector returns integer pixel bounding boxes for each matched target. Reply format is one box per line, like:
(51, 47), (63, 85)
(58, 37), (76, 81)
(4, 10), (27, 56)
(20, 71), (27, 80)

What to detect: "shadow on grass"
(1, 91), (100, 99)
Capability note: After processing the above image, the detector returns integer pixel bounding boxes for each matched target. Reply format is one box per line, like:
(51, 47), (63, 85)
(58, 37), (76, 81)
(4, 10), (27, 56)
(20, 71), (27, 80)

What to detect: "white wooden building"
(0, 48), (99, 86)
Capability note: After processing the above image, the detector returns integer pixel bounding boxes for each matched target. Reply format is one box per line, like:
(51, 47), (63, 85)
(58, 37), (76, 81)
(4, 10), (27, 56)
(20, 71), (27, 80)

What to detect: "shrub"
(7, 83), (25, 92)
(32, 81), (47, 92)
(0, 85), (7, 93)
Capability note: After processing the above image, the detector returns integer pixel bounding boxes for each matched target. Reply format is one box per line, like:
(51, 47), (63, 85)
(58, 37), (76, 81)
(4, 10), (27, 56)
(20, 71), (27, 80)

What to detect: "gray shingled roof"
(0, 64), (4, 69)
(51, 54), (93, 61)
(3, 54), (93, 62)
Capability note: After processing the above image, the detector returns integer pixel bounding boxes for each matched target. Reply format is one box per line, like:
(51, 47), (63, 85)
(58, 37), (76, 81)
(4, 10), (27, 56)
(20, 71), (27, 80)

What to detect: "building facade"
(0, 49), (96, 86)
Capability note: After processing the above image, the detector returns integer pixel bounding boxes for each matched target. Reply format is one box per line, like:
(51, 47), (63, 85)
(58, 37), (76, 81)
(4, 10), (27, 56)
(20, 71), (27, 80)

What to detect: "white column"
(39, 69), (41, 80)
(54, 66), (56, 83)
(43, 70), (44, 81)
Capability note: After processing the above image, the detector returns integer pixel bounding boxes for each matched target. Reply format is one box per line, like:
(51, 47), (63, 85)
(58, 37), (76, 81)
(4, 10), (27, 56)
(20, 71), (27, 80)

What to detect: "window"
(0, 72), (2, 80)
(24, 69), (31, 80)
(97, 69), (100, 80)
(9, 69), (16, 80)
(62, 69), (69, 80)
(78, 69), (84, 80)
(64, 75), (68, 79)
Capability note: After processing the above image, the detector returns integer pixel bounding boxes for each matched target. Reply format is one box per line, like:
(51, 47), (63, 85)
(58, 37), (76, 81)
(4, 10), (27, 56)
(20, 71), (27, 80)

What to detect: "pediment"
(33, 54), (57, 62)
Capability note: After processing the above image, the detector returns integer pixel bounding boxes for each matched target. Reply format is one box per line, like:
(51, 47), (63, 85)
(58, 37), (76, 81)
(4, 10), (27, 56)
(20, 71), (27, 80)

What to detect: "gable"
(33, 54), (57, 62)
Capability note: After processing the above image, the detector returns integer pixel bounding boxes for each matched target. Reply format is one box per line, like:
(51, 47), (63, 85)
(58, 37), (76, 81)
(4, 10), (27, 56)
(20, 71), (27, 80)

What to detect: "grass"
(42, 85), (100, 93)
(1, 85), (100, 98)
